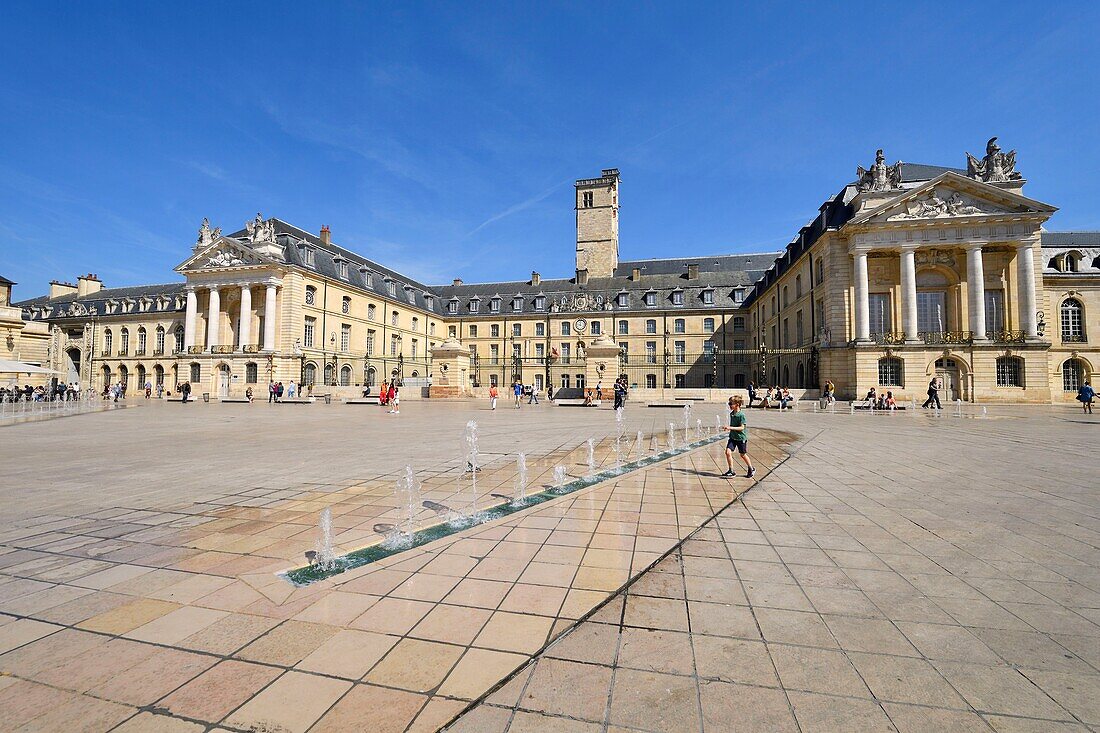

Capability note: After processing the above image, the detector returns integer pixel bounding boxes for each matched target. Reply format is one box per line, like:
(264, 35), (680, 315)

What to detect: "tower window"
(582, 191), (594, 208)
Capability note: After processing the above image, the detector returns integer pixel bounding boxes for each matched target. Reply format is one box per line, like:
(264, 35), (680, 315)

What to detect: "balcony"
(989, 330), (1027, 344)
(117, 349), (129, 356)
(152, 348), (165, 356)
(871, 332), (908, 346)
(187, 346), (205, 355)
(242, 344), (261, 353)
(211, 345), (234, 354)
(919, 331), (973, 345)
(134, 349), (146, 356)
(100, 349), (111, 357)
(1061, 333), (1088, 344)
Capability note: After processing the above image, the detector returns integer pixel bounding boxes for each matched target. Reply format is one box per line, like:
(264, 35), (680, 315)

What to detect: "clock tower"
(575, 168), (620, 279)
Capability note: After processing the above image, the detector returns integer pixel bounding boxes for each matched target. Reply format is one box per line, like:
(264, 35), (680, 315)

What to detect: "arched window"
(305, 286), (316, 305)
(153, 364), (164, 387)
(782, 364), (790, 386)
(120, 328), (130, 354)
(995, 356), (1023, 387)
(303, 362), (317, 386)
(411, 317), (419, 332)
(324, 364), (334, 385)
(103, 328), (113, 355)
(245, 362), (258, 384)
(366, 366), (376, 386)
(155, 325), (165, 354)
(1062, 359), (1085, 392)
(136, 364), (146, 387)
(796, 362), (805, 388)
(815, 258), (824, 285)
(1060, 298), (1085, 342)
(174, 325), (184, 353)
(390, 310), (399, 326)
(782, 286), (789, 308)
(102, 365), (112, 386)
(367, 304), (377, 321)
(429, 322), (435, 336)
(341, 296), (351, 314)
(878, 357), (903, 387)
(340, 365), (351, 386)
(1064, 253), (1080, 272)
(189, 362), (201, 383)
(137, 327), (147, 354)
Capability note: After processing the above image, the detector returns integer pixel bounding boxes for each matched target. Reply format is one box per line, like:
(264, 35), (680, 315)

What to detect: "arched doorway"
(65, 347), (81, 384)
(136, 364), (147, 391)
(118, 365), (129, 392)
(101, 365), (112, 392)
(217, 364), (231, 398)
(154, 365), (165, 391)
(933, 357), (967, 401)
(366, 366), (376, 386)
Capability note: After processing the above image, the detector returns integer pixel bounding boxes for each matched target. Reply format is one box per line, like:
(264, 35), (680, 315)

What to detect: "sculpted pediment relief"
(176, 237), (274, 273)
(886, 188), (1006, 221)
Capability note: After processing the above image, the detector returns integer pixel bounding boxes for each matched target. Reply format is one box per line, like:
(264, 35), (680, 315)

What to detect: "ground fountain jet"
(715, 414), (723, 435)
(513, 453), (528, 505)
(313, 507), (338, 571)
(464, 420), (481, 521)
(552, 465), (567, 492)
(636, 430), (644, 456)
(586, 438), (596, 477)
(668, 422), (676, 449)
(682, 403), (693, 437)
(695, 418), (703, 440)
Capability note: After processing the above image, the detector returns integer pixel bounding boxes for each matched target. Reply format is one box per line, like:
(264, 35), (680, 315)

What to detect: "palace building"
(8, 140), (1100, 403)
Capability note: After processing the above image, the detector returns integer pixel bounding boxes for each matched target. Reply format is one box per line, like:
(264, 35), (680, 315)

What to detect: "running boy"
(721, 395), (756, 479)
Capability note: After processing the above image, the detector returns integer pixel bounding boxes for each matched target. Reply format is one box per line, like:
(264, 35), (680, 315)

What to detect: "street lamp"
(329, 332), (337, 386)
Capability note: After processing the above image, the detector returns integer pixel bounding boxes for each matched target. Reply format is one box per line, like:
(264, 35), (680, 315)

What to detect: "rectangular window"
(582, 191), (593, 207)
(390, 311), (398, 326)
(491, 324), (500, 338)
(996, 357), (1021, 387)
(512, 323), (521, 337)
(645, 319), (657, 334)
(782, 319), (789, 347)
(490, 299), (500, 313)
(561, 343), (571, 363)
(512, 343), (521, 360)
(246, 363), (258, 383)
(617, 293), (628, 307)
(644, 292), (656, 307)
(672, 291), (684, 306)
(704, 318), (715, 332)
(411, 339), (418, 358)
(190, 363), (201, 383)
(619, 342), (628, 357)
(340, 324), (350, 352)
(645, 374), (657, 388)
(535, 343), (545, 361)
(448, 301), (458, 314)
(561, 322), (571, 336)
(733, 289), (744, 304)
(512, 298), (522, 312)
(591, 321), (601, 335)
(917, 292), (946, 333)
(869, 294), (892, 336)
(796, 311), (804, 345)
(490, 344), (499, 364)
(534, 296), (546, 310)
(469, 325), (478, 338)
(390, 335), (399, 356)
(366, 329), (375, 355)
(304, 317), (315, 348)
(985, 289), (1005, 333)
(878, 358), (902, 387)
(674, 341), (685, 363)
(645, 341), (657, 364)
(618, 320), (628, 335)
(561, 373), (570, 389)
(535, 322), (545, 336)
(674, 319), (685, 333)
(470, 300), (480, 313)
(448, 325), (457, 338)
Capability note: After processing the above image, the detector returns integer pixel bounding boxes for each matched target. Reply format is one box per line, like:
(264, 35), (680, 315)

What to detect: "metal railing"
(919, 331), (974, 345)
(871, 332), (908, 345)
(1061, 333), (1088, 344)
(211, 345), (234, 354)
(989, 330), (1027, 344)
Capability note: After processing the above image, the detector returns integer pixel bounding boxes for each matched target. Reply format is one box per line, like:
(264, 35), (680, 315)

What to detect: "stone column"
(206, 287), (221, 349)
(238, 285), (252, 350)
(183, 288), (198, 349)
(852, 249), (871, 342)
(965, 244), (987, 341)
(900, 246), (919, 343)
(1016, 242), (1038, 338)
(263, 284), (277, 351)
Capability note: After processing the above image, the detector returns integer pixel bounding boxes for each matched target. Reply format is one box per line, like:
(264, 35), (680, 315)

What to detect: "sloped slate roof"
(1041, 231), (1100, 247)
(15, 282), (185, 309)
(0, 274), (14, 286)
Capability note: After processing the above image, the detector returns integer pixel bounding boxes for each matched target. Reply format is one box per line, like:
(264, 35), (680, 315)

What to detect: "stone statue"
(945, 192), (982, 216)
(966, 137), (1022, 182)
(899, 189), (991, 219)
(856, 149), (903, 192)
(196, 217), (221, 248)
(246, 213), (277, 244)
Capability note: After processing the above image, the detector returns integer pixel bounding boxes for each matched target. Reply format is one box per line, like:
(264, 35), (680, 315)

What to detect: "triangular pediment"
(175, 237), (279, 273)
(849, 172), (1056, 226)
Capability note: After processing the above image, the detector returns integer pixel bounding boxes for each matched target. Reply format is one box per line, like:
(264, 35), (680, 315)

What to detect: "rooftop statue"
(856, 149), (903, 192)
(966, 137), (1023, 182)
(196, 217), (221, 248)
(246, 213), (277, 244)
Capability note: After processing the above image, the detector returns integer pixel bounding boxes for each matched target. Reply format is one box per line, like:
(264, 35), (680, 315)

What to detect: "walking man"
(720, 395), (756, 479)
(513, 380), (523, 409)
(922, 377), (942, 409)
(489, 384), (498, 410)
(268, 381), (276, 403)
(1078, 381), (1096, 414)
(181, 381), (191, 404)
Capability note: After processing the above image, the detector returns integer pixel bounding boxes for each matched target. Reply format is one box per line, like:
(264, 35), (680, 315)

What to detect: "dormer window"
(365, 270), (374, 288)
(644, 291), (657, 307)
(470, 298), (480, 314)
(336, 259), (348, 279)
(617, 292), (628, 307)
(672, 290), (684, 306)
(302, 246), (316, 267)
(424, 295), (434, 310)
(512, 297), (523, 312)
(534, 295), (546, 311)
(702, 289), (714, 305)
(448, 299), (458, 314)
(305, 286), (317, 306)
(405, 286), (416, 304)
(490, 297), (501, 313)
(386, 280), (396, 297)
(733, 288), (745, 304)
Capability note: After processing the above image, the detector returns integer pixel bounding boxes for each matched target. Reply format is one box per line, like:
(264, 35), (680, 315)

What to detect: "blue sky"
(2, 2), (1099, 296)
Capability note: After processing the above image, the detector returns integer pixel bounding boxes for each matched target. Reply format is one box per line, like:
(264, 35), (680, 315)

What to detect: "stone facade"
(13, 150), (1100, 404)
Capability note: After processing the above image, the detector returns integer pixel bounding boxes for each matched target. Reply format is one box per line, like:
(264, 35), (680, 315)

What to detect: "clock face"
(574, 319), (587, 332)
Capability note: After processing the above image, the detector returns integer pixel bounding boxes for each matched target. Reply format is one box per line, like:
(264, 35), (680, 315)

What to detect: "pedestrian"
(181, 381), (192, 404)
(1077, 381), (1096, 414)
(144, 380), (152, 399)
(268, 381), (276, 403)
(596, 381), (603, 402)
(922, 377), (942, 409)
(613, 377), (627, 410)
(747, 381), (758, 408)
(513, 380), (523, 409)
(386, 381), (396, 407)
(378, 380), (388, 406)
(245, 386), (254, 403)
(276, 382), (284, 402)
(155, 382), (163, 399)
(388, 383), (400, 414)
(529, 385), (539, 404)
(489, 384), (498, 410)
(547, 384), (555, 403)
(720, 395), (756, 479)
(287, 380), (297, 399)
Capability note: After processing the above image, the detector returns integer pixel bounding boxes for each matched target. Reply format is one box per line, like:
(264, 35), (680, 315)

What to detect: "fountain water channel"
(282, 428), (728, 586)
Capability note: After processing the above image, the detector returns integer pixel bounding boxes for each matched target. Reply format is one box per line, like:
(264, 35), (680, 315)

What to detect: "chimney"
(77, 274), (102, 297)
(631, 267), (641, 281)
(576, 268), (589, 286)
(687, 263), (700, 280)
(319, 225), (331, 245)
(452, 278), (463, 286)
(531, 271), (541, 286)
(49, 280), (78, 299)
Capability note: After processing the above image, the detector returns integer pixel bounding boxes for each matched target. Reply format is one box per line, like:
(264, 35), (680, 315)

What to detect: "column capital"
(961, 241), (985, 252)
(849, 245), (872, 256)
(897, 243), (919, 253)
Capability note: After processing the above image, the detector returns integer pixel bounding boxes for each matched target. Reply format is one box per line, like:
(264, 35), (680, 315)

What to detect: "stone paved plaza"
(0, 400), (1098, 732)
